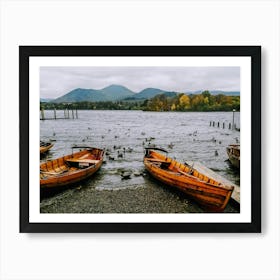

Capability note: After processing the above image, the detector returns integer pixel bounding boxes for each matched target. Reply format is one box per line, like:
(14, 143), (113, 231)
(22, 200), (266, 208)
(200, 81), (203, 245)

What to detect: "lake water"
(40, 110), (240, 213)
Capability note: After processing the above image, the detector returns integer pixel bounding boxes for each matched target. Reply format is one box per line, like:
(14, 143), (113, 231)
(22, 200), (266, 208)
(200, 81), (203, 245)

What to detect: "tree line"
(144, 91), (240, 111)
(41, 91), (240, 112)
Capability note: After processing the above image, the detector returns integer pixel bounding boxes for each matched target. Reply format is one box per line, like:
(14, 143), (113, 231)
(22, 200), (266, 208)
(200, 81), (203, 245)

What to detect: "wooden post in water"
(232, 109), (236, 130)
(54, 107), (56, 120)
(67, 108), (70, 119)
(229, 123), (231, 130)
(223, 122), (225, 129)
(41, 108), (45, 120)
(213, 121), (215, 127)
(217, 122), (220, 128)
(210, 121), (211, 126)
(76, 109), (78, 119)
(72, 109), (74, 119)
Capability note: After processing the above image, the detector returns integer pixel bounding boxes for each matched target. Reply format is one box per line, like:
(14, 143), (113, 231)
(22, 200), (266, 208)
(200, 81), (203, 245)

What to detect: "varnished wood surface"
(40, 148), (104, 188)
(144, 149), (234, 212)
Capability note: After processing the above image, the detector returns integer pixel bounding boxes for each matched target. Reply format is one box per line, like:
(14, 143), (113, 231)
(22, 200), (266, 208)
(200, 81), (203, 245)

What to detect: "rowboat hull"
(226, 144), (240, 169)
(40, 148), (104, 189)
(144, 149), (234, 212)
(40, 142), (54, 154)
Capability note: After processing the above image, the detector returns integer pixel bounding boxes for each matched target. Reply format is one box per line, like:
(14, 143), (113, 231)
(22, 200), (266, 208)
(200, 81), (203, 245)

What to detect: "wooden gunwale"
(148, 162), (232, 196)
(146, 165), (226, 207)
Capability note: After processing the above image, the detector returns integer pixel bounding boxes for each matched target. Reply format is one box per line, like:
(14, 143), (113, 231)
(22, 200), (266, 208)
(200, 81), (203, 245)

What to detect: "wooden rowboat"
(40, 141), (54, 154)
(144, 148), (234, 212)
(40, 147), (104, 189)
(226, 144), (240, 169)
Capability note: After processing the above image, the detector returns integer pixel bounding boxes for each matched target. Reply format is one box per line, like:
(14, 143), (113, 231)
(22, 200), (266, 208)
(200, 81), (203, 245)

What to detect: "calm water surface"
(40, 110), (240, 213)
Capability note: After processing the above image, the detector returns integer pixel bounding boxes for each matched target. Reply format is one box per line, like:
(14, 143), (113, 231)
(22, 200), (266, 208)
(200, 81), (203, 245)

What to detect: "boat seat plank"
(80, 154), (91, 159)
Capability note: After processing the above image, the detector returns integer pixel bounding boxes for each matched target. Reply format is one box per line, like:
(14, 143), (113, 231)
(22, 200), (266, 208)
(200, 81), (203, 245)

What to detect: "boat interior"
(40, 148), (103, 179)
(145, 150), (221, 186)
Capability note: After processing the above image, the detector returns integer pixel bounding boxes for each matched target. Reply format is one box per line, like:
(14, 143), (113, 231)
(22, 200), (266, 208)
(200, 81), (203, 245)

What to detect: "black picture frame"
(20, 46), (261, 233)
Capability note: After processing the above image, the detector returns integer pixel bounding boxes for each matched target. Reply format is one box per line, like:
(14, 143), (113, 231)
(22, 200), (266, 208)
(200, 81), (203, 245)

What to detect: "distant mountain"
(123, 89), (178, 101)
(162, 91), (178, 98)
(53, 85), (135, 103)
(185, 90), (240, 96)
(54, 88), (101, 103)
(49, 85), (240, 103)
(210, 90), (240, 96)
(101, 84), (135, 100)
(133, 88), (166, 99)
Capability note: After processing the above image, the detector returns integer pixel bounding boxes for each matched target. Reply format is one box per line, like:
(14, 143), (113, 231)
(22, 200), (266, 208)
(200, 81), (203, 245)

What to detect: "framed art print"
(19, 46), (261, 233)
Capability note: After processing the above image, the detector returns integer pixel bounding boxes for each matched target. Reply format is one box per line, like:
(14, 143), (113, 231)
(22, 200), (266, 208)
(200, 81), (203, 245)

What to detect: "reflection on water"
(40, 110), (240, 213)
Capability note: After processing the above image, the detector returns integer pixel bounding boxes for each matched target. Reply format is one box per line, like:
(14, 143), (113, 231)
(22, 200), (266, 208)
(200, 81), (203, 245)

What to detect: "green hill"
(54, 85), (135, 103)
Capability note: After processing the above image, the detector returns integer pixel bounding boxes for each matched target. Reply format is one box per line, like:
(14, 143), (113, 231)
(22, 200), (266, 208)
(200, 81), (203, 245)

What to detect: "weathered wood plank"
(185, 161), (240, 205)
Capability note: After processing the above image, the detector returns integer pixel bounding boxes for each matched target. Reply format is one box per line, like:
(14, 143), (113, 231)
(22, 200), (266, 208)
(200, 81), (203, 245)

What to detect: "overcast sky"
(40, 66), (240, 98)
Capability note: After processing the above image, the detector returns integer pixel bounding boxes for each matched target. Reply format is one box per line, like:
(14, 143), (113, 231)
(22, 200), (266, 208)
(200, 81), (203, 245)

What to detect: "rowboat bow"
(40, 141), (54, 154)
(226, 144), (240, 169)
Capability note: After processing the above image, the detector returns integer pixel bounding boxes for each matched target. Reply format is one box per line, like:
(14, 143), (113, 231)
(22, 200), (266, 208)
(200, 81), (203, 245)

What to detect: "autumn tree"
(177, 94), (191, 111)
